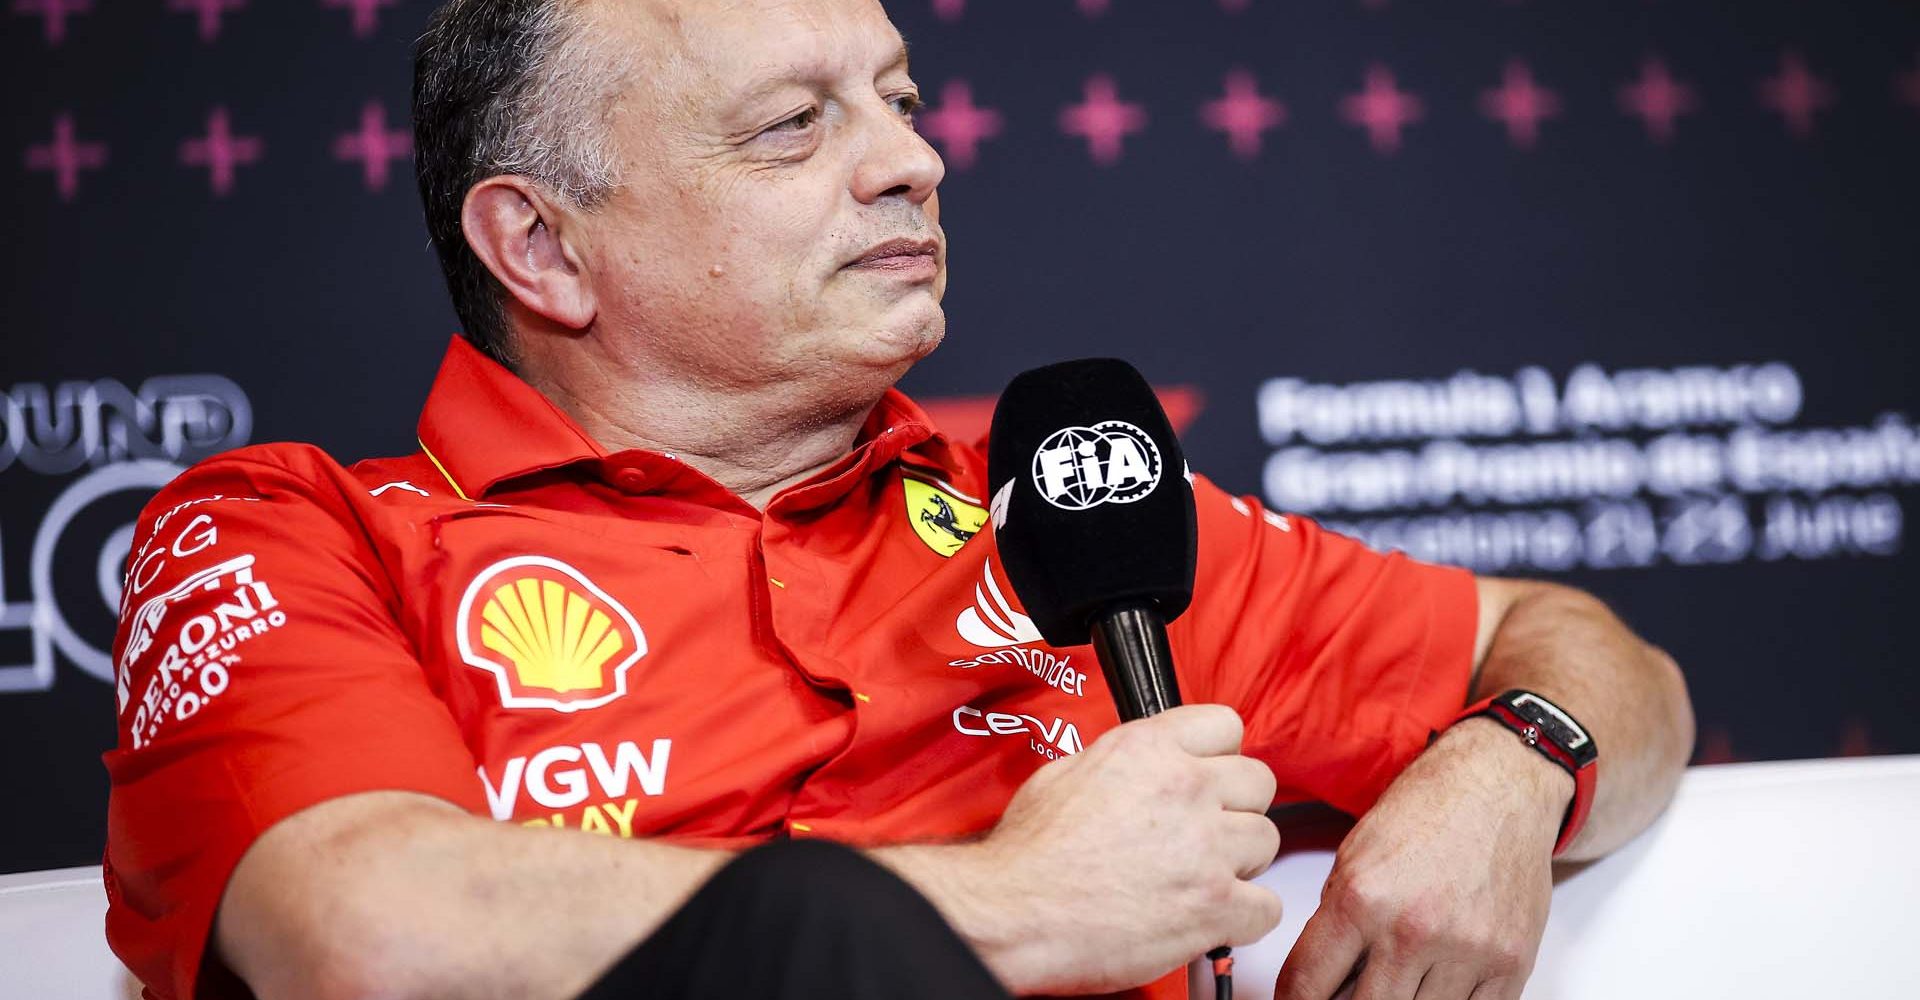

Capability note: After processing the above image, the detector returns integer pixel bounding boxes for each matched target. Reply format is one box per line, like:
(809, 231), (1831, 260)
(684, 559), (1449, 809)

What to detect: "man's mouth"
(845, 238), (941, 275)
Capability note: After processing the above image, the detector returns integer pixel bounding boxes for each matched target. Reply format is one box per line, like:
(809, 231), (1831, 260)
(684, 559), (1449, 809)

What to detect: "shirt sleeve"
(102, 445), (488, 1000)
(1169, 475), (1479, 818)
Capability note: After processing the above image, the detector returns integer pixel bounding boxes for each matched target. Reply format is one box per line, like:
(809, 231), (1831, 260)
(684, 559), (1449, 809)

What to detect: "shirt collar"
(771, 387), (966, 514)
(416, 335), (607, 500)
(415, 334), (966, 502)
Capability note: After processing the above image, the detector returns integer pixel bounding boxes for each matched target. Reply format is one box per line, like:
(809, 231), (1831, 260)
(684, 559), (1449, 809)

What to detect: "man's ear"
(461, 177), (595, 330)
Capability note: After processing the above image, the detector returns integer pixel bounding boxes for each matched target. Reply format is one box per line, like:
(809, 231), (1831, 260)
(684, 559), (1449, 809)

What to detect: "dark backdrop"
(5, 0), (1917, 873)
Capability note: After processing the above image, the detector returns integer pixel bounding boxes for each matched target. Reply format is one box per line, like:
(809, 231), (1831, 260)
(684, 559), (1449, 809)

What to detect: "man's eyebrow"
(725, 35), (914, 117)
(732, 73), (806, 110)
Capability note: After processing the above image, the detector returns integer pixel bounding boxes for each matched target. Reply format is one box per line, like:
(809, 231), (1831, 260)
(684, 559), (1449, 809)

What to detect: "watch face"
(1508, 692), (1598, 767)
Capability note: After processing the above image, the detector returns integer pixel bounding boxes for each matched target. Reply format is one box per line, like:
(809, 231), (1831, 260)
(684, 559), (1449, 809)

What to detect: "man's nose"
(850, 102), (945, 206)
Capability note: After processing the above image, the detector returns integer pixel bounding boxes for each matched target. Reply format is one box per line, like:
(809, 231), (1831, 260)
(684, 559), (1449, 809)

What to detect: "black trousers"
(577, 838), (1012, 1000)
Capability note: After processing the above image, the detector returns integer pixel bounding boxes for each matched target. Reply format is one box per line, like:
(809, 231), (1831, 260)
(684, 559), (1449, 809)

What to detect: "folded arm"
(217, 706), (1287, 1000)
(215, 791), (731, 1000)
(1467, 576), (1696, 862)
(1275, 578), (1696, 1000)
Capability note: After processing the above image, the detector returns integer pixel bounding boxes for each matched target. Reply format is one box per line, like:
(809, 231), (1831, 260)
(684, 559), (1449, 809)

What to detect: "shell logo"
(456, 556), (647, 713)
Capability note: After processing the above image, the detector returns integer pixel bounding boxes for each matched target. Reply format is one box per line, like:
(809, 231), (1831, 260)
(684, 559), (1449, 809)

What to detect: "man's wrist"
(1435, 715), (1576, 838)
(870, 841), (1037, 994)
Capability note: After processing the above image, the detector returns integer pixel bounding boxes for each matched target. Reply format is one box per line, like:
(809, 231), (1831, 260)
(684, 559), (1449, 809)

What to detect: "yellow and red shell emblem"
(456, 556), (647, 712)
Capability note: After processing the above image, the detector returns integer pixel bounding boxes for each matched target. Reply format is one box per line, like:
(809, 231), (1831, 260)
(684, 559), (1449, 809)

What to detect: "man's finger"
(1150, 703), (1244, 757)
(1466, 980), (1518, 1000)
(1203, 754), (1278, 812)
(1273, 907), (1365, 1000)
(1220, 811), (1282, 879)
(1410, 960), (1480, 1000)
(1348, 946), (1422, 1000)
(1226, 882), (1286, 946)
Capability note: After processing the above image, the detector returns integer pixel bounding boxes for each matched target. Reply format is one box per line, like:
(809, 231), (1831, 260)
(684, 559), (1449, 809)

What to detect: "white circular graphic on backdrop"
(31, 460), (184, 685)
(1030, 420), (1163, 511)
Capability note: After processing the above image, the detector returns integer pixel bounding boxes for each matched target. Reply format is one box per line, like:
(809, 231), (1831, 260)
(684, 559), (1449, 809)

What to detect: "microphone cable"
(1208, 944), (1233, 1000)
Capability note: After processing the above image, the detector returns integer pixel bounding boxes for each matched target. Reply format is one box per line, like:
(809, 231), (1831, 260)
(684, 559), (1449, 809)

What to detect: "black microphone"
(986, 359), (1233, 997)
(985, 357), (1198, 721)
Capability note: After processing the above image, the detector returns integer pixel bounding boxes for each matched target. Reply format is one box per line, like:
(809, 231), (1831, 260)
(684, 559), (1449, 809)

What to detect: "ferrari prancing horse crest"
(905, 478), (989, 557)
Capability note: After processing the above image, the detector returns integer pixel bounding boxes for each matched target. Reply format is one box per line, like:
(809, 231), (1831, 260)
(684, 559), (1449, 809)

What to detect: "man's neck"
(522, 348), (884, 511)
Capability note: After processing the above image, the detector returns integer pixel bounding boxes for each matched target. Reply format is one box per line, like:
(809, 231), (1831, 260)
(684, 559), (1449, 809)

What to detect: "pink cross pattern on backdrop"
(930, 0), (963, 22)
(1219, 0), (1251, 12)
(1077, 0), (1110, 16)
(1619, 57), (1698, 144)
(1479, 59), (1561, 150)
(168, 0), (246, 42)
(25, 113), (107, 202)
(333, 102), (413, 191)
(11, 0), (91, 46)
(180, 108), (264, 196)
(322, 0), (397, 39)
(1340, 63), (1423, 155)
(1201, 70), (1287, 161)
(1758, 50), (1835, 139)
(917, 80), (1003, 171)
(1900, 53), (1920, 114)
(1060, 74), (1148, 167)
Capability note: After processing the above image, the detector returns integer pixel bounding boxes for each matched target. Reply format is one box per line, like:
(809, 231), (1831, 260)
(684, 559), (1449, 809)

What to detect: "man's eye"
(770, 108), (819, 132)
(889, 93), (923, 118)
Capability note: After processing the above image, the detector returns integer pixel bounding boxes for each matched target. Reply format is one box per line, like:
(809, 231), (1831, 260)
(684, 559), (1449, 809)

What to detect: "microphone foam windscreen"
(986, 358), (1198, 647)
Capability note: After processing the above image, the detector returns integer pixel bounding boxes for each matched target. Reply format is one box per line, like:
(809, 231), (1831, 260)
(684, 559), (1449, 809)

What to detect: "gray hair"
(413, 0), (632, 368)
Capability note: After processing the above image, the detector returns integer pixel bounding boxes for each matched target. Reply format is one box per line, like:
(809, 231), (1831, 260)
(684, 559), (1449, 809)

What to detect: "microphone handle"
(1088, 602), (1183, 723)
(1088, 604), (1234, 995)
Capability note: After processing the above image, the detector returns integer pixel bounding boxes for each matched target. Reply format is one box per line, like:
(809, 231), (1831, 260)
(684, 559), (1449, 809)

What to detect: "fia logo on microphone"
(1031, 421), (1162, 511)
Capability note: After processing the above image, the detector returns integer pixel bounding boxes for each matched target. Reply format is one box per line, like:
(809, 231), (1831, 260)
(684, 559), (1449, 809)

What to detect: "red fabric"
(103, 336), (1477, 1000)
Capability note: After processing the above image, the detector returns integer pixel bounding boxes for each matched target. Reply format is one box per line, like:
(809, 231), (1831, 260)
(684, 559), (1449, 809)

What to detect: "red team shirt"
(103, 337), (1477, 1000)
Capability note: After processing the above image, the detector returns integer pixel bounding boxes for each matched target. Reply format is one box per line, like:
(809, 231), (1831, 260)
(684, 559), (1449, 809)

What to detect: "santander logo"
(956, 560), (1045, 648)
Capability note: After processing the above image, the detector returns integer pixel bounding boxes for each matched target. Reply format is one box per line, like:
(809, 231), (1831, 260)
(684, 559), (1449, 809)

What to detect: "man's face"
(582, 0), (947, 395)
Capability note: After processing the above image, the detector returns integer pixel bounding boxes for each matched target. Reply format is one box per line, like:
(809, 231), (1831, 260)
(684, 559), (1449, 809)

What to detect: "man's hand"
(1273, 717), (1570, 1000)
(885, 704), (1284, 996)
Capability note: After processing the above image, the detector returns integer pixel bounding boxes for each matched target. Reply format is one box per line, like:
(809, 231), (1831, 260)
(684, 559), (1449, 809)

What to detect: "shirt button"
(612, 469), (649, 492)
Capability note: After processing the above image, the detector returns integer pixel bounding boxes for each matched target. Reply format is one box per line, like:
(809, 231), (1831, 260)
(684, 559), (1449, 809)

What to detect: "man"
(102, 1), (1695, 998)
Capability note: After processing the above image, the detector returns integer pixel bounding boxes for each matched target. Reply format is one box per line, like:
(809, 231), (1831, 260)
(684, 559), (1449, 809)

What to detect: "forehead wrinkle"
(589, 0), (914, 172)
(667, 0), (908, 100)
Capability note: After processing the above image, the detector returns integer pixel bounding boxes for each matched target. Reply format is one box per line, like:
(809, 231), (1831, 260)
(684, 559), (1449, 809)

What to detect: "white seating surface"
(4, 756), (1916, 999)
(0, 865), (138, 999)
